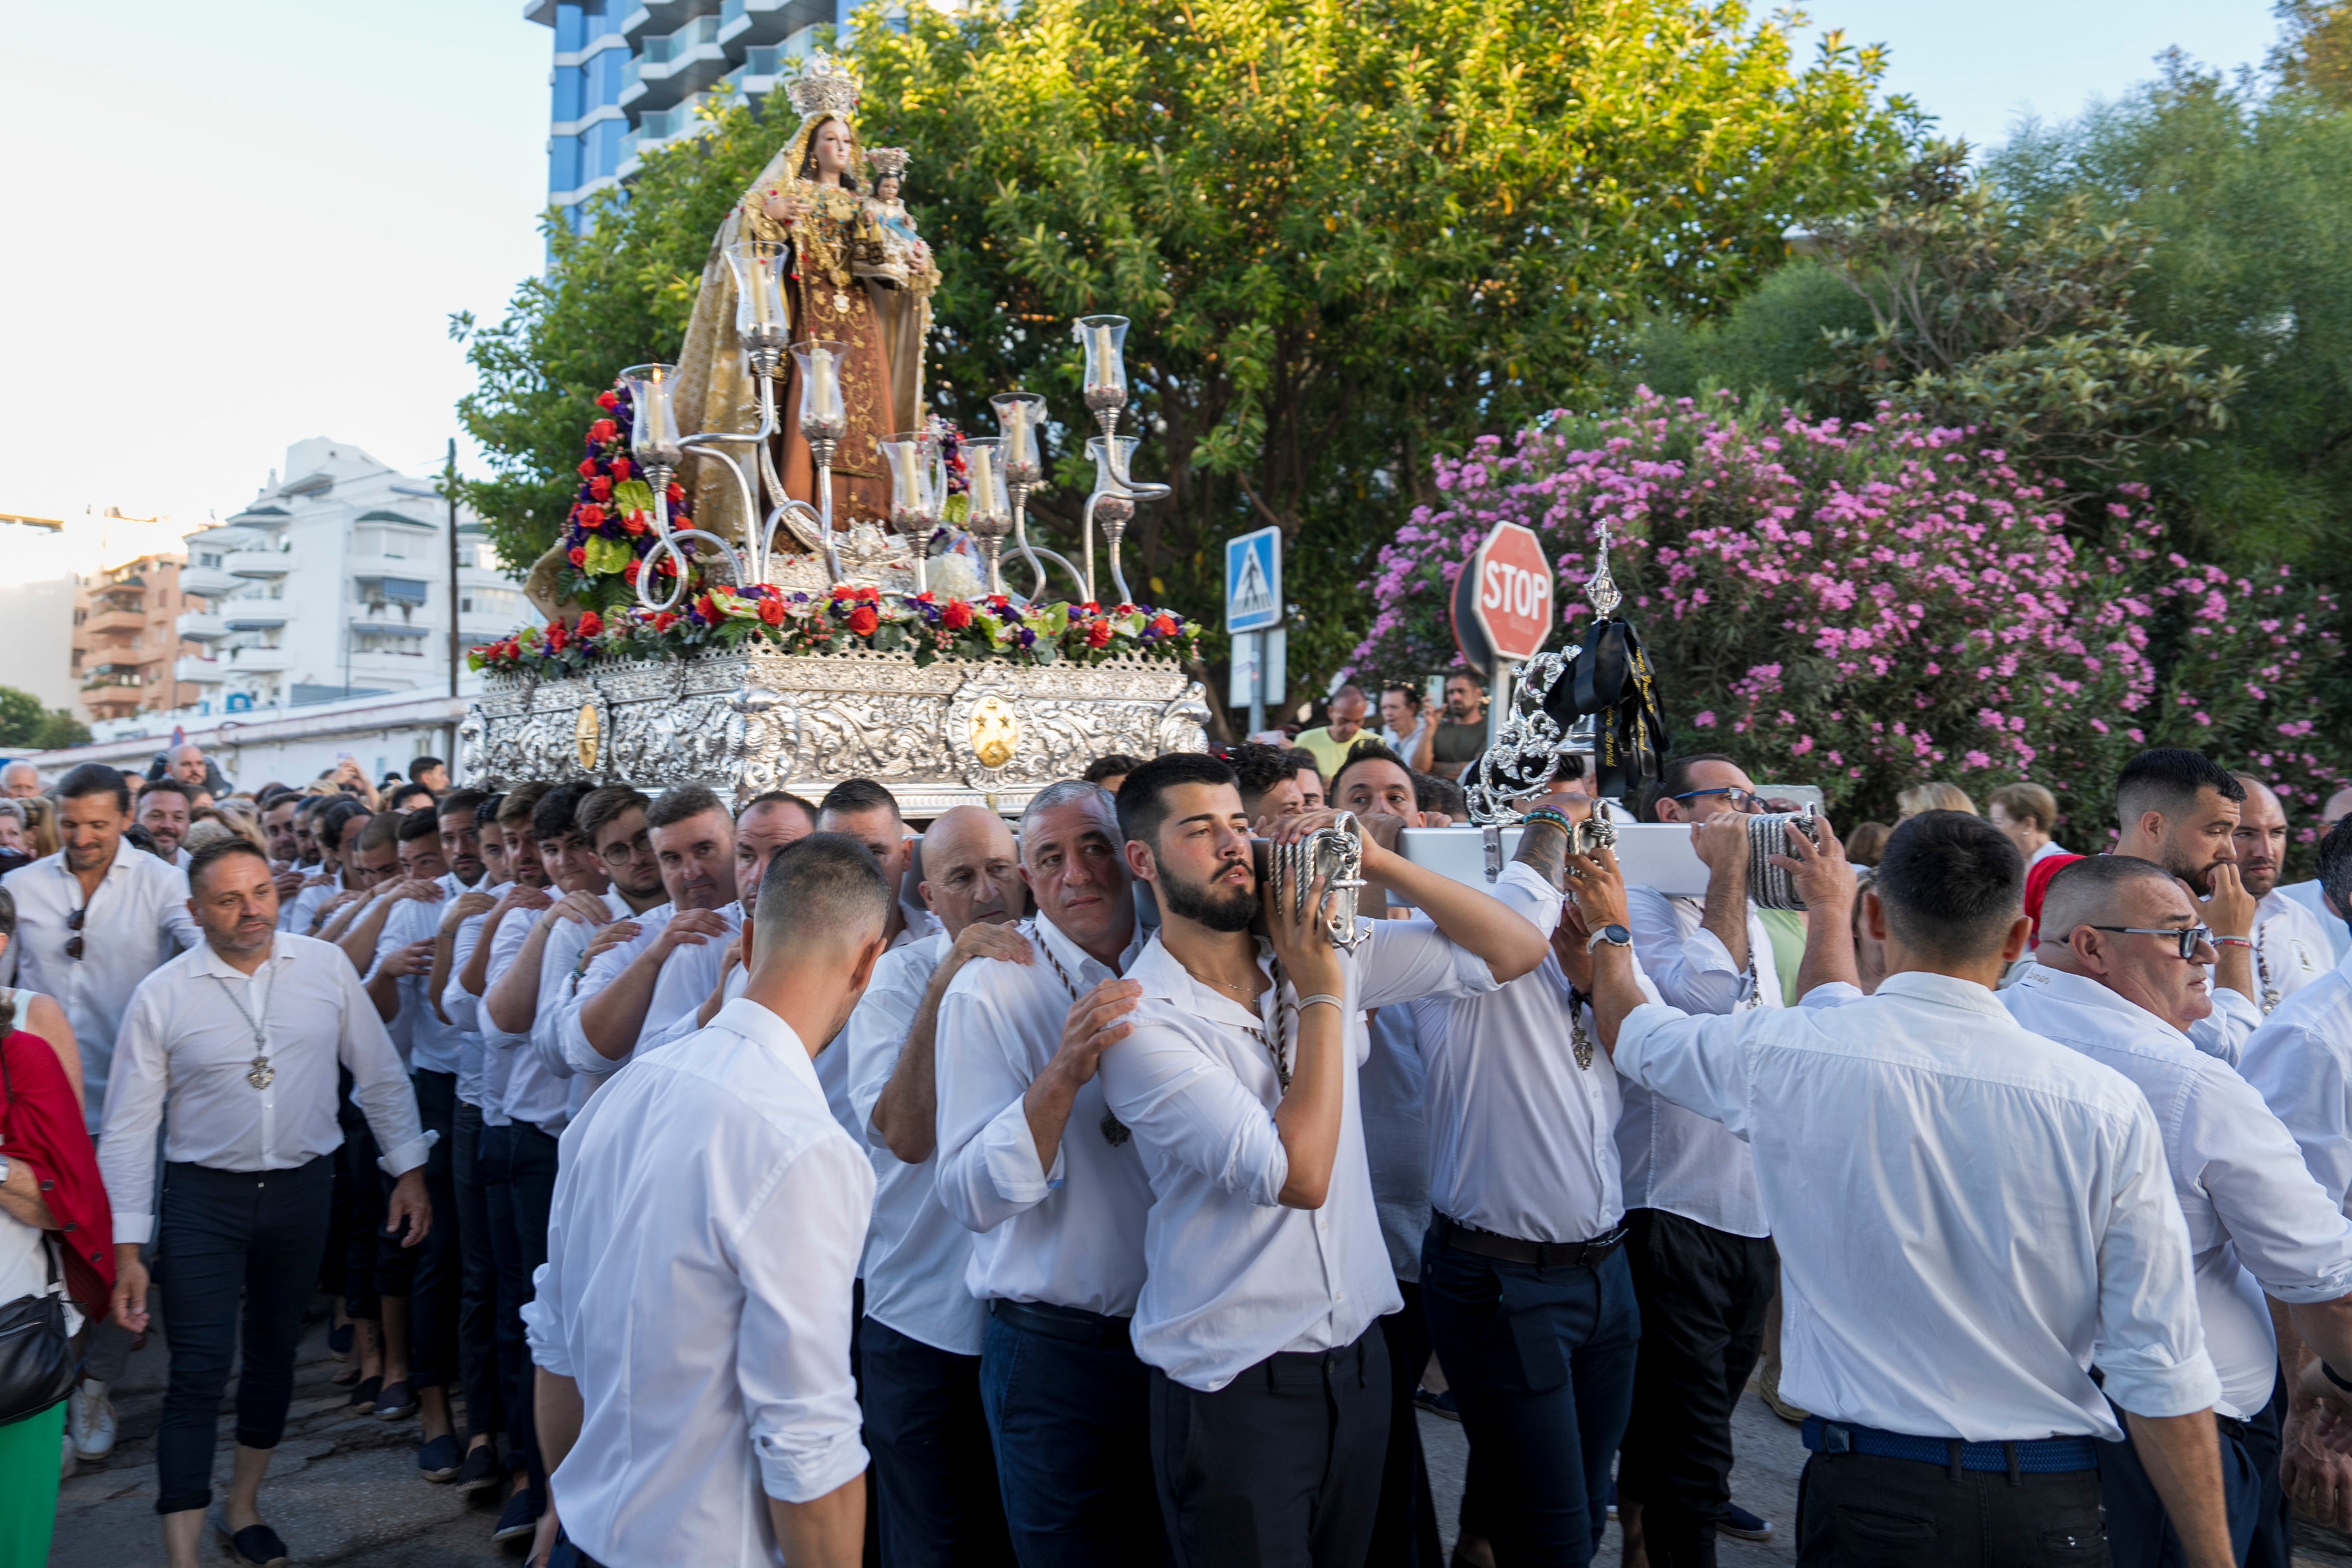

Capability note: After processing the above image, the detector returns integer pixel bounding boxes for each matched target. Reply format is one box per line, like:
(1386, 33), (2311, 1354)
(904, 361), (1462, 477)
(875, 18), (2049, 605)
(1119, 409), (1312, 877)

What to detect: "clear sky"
(0, 1), (2290, 571)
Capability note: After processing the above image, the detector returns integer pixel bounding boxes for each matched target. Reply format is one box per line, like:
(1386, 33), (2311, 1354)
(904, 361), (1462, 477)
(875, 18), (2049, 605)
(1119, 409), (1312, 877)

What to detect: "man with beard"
(1099, 753), (1549, 1567)
(262, 793), (307, 909)
(4, 761), (200, 1462)
(285, 800), (372, 936)
(2109, 750), (2263, 1063)
(1429, 671), (1490, 781)
(844, 806), (1029, 1567)
(101, 836), (430, 1568)
(137, 778), (194, 867)
(567, 785), (742, 1075)
(2008, 854), (2352, 1562)
(631, 793), (821, 1058)
(934, 780), (1158, 1567)
(2227, 773), (2337, 1012)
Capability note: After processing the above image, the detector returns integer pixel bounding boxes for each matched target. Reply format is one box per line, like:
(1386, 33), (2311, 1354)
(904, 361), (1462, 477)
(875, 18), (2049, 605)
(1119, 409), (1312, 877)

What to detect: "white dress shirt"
(2276, 880), (2351, 963)
(282, 874), (343, 935)
(2005, 965), (2352, 1419)
(628, 902), (745, 1060)
(1361, 1006), (1431, 1279)
(934, 915), (1151, 1317)
(2254, 889), (2335, 1012)
(491, 892), (628, 1135)
(1412, 866), (1662, 1245)
(1099, 916), (1505, 1392)
(445, 907), (509, 1125)
(366, 875), (470, 1077)
(2241, 945), (2352, 1216)
(98, 933), (431, 1245)
(4, 847), (199, 1133)
(551, 900), (672, 1080)
(524, 997), (873, 1563)
(1617, 971), (2219, 1441)
(1620, 886), (1772, 1237)
(845, 933), (984, 1354)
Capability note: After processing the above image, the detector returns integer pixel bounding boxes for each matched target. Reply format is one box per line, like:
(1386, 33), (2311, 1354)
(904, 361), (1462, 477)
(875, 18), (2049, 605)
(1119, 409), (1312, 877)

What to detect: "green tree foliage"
(2274, 1), (2352, 106)
(454, 0), (1918, 700)
(0, 686), (90, 751)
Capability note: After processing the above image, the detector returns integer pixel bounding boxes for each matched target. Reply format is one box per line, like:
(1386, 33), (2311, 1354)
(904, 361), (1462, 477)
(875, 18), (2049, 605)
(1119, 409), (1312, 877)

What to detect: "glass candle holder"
(963, 437), (1010, 529)
(724, 241), (792, 364)
(791, 339), (850, 442)
(878, 431), (943, 538)
(1073, 316), (1129, 416)
(990, 392), (1048, 487)
(619, 363), (684, 469)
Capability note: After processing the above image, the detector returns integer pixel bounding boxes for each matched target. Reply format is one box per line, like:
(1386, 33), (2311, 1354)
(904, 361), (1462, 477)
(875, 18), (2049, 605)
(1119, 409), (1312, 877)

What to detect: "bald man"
(844, 806), (1027, 1567)
(2226, 775), (2338, 1012)
(2278, 786), (2352, 965)
(1, 761), (41, 799)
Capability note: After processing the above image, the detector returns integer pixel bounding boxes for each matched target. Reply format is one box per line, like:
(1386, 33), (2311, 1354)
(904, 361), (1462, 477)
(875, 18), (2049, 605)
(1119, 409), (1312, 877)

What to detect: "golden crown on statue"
(867, 146), (910, 178)
(785, 50), (862, 119)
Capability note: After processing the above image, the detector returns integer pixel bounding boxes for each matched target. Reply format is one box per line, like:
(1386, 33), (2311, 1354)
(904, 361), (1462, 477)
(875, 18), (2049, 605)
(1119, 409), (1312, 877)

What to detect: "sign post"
(1448, 522), (1556, 751)
(1225, 526), (1284, 736)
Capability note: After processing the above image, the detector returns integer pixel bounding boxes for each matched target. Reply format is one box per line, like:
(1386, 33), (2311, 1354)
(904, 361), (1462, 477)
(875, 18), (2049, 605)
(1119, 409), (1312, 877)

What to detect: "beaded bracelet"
(1521, 806), (1575, 832)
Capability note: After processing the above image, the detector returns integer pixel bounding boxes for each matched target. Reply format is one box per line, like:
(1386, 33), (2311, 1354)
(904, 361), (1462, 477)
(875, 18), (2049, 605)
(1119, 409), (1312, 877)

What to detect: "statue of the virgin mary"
(668, 51), (933, 555)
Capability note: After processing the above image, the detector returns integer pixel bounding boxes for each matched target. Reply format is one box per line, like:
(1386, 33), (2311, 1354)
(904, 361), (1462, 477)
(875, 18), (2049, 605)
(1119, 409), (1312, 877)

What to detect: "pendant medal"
(833, 289), (851, 313)
(1100, 1112), (1131, 1147)
(248, 1056), (275, 1090)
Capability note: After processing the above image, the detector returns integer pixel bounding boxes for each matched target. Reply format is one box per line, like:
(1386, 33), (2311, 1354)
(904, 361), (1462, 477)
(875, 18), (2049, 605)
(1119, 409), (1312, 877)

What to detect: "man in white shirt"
(815, 779), (930, 1137)
(3, 761), (200, 1461)
(138, 777), (193, 868)
(100, 836), (431, 1568)
(283, 799), (374, 937)
(629, 792), (819, 1060)
(2276, 787), (2352, 961)
(1099, 753), (1549, 1568)
(2227, 773), (2336, 1011)
(1411, 780), (1660, 1568)
(933, 779), (1156, 1567)
(570, 784), (740, 1075)
(2111, 748), (2264, 1062)
(1565, 809), (2236, 1568)
(1620, 752), (1786, 1563)
(845, 805), (1026, 1567)
(2007, 852), (2352, 1561)
(525, 832), (885, 1568)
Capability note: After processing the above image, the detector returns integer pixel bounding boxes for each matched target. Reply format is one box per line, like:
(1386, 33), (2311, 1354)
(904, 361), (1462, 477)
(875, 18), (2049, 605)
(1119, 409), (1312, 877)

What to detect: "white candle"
(807, 348), (842, 424)
(890, 442), (922, 511)
(1089, 324), (1119, 392)
(635, 367), (679, 453)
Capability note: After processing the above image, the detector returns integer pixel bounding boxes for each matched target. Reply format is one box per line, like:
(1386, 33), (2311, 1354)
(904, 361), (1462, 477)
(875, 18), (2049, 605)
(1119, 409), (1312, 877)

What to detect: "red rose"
(578, 503), (606, 529)
(588, 418), (619, 443)
(568, 546), (587, 568)
(576, 611), (603, 638)
(1078, 601), (1100, 615)
(653, 611), (677, 633)
(848, 605), (880, 637)
(611, 457), (633, 480)
(622, 511), (647, 536)
(1114, 602), (1135, 615)
(666, 482), (684, 503)
(758, 596), (787, 627)
(546, 620), (569, 651)
(694, 593), (718, 622)
(596, 390), (620, 411)
(624, 560), (642, 584)
(658, 555), (678, 576)
(1150, 613), (1178, 636)
(1086, 620), (1115, 649)
(857, 586), (881, 603)
(942, 599), (974, 630)
(832, 585), (855, 600)
(589, 475), (613, 501)
(576, 457), (598, 478)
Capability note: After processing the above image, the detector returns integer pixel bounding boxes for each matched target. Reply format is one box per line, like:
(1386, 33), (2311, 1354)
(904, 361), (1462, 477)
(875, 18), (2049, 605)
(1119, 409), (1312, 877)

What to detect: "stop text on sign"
(1483, 559), (1548, 622)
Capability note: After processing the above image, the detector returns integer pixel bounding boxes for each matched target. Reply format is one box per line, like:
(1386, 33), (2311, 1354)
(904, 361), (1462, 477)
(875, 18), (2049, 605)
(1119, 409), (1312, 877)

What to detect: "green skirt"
(0, 1398), (64, 1568)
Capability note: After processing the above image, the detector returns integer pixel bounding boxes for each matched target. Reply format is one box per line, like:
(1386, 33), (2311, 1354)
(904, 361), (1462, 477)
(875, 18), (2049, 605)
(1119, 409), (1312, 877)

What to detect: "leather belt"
(1802, 1417), (2099, 1474)
(1433, 1213), (1626, 1269)
(988, 1297), (1133, 1350)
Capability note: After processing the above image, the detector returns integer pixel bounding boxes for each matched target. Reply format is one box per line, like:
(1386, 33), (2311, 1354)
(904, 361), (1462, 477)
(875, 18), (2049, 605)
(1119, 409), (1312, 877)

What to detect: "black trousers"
(1370, 1288), (1444, 1568)
(337, 1088), (383, 1320)
(1148, 1322), (1391, 1568)
(152, 1156), (335, 1515)
(481, 1123), (542, 1504)
(2097, 1370), (2282, 1568)
(859, 1316), (1015, 1568)
(403, 1068), (459, 1390)
(452, 1098), (502, 1443)
(1797, 1450), (2110, 1565)
(1618, 1208), (1778, 1568)
(979, 1300), (1166, 1568)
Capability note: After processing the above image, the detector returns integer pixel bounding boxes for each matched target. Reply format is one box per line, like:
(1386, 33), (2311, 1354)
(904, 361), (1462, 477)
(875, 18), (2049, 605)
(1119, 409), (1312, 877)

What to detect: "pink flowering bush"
(1349, 390), (2347, 824)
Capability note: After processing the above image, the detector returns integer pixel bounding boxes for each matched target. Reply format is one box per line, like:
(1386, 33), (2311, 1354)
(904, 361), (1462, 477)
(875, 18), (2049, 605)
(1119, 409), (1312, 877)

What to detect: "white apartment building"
(175, 437), (533, 714)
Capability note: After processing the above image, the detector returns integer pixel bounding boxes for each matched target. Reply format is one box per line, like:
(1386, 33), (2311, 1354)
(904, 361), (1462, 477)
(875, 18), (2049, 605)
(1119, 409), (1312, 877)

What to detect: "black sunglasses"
(66, 906), (85, 961)
(2086, 924), (2214, 961)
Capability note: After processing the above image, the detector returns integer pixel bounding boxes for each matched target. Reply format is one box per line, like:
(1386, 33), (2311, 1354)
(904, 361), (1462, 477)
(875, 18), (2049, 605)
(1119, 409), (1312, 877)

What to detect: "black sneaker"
(1412, 1385), (1460, 1422)
(416, 1433), (463, 1482)
(1719, 1503), (1774, 1541)
(491, 1488), (540, 1545)
(347, 1375), (381, 1410)
(372, 1379), (420, 1421)
(453, 1442), (503, 1495)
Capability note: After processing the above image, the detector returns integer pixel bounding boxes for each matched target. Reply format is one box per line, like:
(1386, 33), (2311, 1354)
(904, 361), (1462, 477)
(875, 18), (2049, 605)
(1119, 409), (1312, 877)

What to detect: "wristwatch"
(1585, 924), (1633, 954)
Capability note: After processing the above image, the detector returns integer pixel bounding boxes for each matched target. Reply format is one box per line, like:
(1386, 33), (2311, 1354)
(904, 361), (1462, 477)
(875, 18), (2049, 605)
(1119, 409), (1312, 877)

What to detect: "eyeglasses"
(2085, 925), (2215, 961)
(1673, 787), (1768, 813)
(66, 906), (85, 961)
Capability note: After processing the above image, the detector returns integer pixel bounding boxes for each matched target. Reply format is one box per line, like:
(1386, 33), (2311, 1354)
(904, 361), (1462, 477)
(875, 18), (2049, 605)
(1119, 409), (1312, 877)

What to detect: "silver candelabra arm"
(1461, 651), (1588, 825)
(1585, 520), (1624, 621)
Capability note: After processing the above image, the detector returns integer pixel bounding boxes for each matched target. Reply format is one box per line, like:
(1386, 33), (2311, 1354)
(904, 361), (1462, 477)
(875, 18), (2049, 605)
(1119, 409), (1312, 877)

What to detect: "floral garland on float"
(473, 378), (1202, 676)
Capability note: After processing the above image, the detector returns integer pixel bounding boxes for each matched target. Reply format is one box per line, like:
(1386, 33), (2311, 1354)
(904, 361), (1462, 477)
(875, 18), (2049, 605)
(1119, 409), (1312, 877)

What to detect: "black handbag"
(0, 1038), (77, 1427)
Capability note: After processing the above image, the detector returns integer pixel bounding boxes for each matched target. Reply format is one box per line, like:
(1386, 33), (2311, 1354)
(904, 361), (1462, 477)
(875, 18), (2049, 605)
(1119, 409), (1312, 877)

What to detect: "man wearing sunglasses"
(2005, 853), (2352, 1563)
(3, 761), (203, 1466)
(2110, 749), (2264, 1065)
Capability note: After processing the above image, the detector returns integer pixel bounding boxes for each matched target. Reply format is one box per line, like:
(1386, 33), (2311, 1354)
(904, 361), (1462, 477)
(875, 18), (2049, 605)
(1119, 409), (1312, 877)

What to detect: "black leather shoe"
(210, 1508), (290, 1567)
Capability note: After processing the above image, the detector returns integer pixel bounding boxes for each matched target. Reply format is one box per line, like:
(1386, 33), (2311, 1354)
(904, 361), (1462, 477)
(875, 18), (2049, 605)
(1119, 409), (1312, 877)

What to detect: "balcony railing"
(177, 611), (228, 643)
(225, 547), (292, 577)
(641, 14), (719, 64)
(175, 655), (225, 684)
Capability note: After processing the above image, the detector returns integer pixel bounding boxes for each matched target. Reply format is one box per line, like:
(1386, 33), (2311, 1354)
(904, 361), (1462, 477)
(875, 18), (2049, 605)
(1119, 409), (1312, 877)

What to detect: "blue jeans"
(2097, 1370), (2282, 1568)
(1419, 1225), (1642, 1567)
(979, 1301), (1166, 1568)
(860, 1316), (1014, 1568)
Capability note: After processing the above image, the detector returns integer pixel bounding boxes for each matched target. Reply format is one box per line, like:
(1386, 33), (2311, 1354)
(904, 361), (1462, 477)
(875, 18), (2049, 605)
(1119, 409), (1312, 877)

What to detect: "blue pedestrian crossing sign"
(1225, 526), (1283, 633)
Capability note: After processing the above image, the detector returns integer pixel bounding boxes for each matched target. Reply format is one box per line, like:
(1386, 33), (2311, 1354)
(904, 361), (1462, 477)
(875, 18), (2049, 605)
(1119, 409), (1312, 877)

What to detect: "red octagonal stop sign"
(1453, 522), (1555, 667)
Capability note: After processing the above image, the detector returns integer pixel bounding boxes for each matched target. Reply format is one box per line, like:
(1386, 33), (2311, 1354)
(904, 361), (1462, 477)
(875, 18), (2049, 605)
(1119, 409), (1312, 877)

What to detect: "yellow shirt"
(1293, 726), (1375, 781)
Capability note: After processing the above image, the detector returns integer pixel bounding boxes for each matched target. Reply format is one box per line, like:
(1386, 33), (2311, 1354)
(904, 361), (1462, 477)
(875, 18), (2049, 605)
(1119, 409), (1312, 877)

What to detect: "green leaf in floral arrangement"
(941, 493), (969, 525)
(582, 533), (636, 577)
(610, 479), (657, 519)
